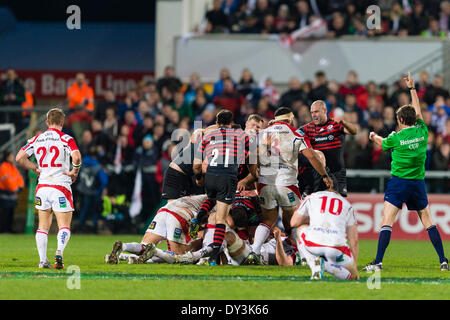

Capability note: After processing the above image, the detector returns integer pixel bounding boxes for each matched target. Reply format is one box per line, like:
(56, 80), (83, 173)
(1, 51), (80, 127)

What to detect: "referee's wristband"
(321, 174), (330, 179)
(72, 162), (82, 169)
(408, 87), (416, 90)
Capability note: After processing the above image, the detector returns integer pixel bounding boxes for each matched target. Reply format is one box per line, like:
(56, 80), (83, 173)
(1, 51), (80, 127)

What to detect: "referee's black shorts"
(204, 173), (238, 205)
(161, 167), (193, 200)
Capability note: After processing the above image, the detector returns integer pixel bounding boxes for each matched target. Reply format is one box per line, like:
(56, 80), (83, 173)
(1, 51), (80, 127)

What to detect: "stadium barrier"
(349, 193), (450, 240)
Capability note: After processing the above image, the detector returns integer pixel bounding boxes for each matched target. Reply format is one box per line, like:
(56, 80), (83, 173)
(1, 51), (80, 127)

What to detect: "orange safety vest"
(22, 91), (34, 117)
(67, 82), (94, 111)
(0, 162), (24, 192)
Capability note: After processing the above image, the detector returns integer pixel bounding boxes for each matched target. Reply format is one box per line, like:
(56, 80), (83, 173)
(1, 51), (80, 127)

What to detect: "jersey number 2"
(319, 196), (343, 216)
(37, 146), (62, 168)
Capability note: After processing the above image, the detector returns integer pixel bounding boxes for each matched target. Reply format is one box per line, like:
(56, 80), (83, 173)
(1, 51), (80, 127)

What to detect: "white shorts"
(35, 184), (74, 213)
(147, 210), (189, 245)
(258, 184), (300, 210)
(299, 229), (353, 267)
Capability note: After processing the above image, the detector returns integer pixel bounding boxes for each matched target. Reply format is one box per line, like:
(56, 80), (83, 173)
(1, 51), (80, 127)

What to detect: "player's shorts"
(147, 208), (191, 245)
(35, 184), (74, 213)
(384, 176), (428, 211)
(258, 184), (301, 210)
(161, 167), (193, 200)
(299, 228), (353, 267)
(204, 173), (238, 204)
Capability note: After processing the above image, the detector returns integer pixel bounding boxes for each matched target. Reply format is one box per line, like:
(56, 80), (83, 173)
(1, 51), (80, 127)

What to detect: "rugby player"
(300, 100), (358, 196)
(15, 108), (81, 269)
(251, 107), (333, 256)
(291, 190), (359, 280)
(106, 194), (213, 264)
(193, 110), (252, 265)
(363, 73), (448, 271)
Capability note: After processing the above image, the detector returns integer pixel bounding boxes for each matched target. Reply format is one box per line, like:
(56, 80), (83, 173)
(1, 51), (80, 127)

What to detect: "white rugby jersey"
(163, 194), (212, 221)
(295, 191), (356, 247)
(258, 121), (311, 186)
(21, 128), (79, 186)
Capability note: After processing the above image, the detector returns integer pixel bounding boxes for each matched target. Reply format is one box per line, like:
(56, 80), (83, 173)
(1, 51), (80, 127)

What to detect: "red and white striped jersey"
(258, 121), (311, 186)
(22, 128), (79, 186)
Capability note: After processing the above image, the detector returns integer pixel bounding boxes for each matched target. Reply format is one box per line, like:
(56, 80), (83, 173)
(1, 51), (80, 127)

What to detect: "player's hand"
(323, 175), (333, 189)
(237, 180), (247, 192)
(188, 218), (200, 239)
(33, 166), (41, 177)
(273, 227), (281, 239)
(64, 169), (79, 183)
(403, 72), (415, 88)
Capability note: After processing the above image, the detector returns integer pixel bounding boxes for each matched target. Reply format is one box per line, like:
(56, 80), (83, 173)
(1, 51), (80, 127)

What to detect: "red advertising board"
(348, 193), (450, 240)
(10, 70), (155, 100)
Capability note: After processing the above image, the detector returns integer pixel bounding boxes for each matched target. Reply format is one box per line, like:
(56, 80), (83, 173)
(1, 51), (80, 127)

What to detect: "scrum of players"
(105, 103), (360, 280)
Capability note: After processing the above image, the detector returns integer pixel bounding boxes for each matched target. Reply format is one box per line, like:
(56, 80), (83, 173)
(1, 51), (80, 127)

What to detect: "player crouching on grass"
(105, 194), (214, 264)
(15, 108), (81, 269)
(363, 72), (448, 272)
(289, 189), (359, 280)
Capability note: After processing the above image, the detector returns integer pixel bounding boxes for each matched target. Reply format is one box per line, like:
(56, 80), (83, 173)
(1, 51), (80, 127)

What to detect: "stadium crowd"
(0, 66), (449, 233)
(202, 0), (450, 38)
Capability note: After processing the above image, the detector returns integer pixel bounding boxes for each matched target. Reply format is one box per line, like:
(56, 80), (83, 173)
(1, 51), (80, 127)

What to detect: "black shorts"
(205, 174), (238, 205)
(161, 167), (193, 200)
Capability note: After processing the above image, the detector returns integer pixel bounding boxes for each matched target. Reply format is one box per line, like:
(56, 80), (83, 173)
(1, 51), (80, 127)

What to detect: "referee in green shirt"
(363, 73), (448, 272)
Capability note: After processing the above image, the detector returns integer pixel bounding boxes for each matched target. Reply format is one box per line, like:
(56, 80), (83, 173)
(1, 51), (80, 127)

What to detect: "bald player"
(300, 100), (358, 197)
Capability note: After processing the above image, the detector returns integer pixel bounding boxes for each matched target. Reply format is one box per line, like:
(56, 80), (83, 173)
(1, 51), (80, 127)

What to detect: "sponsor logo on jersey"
(35, 197), (42, 206)
(173, 228), (182, 239)
(287, 192), (296, 203)
(327, 125), (333, 131)
(328, 135), (334, 140)
(149, 221), (156, 230)
(59, 197), (67, 208)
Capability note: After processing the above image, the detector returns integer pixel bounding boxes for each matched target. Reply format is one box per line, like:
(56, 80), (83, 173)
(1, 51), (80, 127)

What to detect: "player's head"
(310, 100), (328, 125)
(46, 108), (65, 129)
(216, 109), (234, 127)
(274, 107), (295, 126)
(229, 206), (249, 230)
(396, 105), (416, 127)
(245, 114), (263, 134)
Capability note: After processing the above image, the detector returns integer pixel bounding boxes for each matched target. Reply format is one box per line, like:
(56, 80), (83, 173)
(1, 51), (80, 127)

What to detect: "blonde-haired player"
(16, 108), (81, 269)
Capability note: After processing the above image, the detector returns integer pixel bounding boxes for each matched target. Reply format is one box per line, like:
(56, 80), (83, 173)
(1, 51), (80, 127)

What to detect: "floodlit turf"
(0, 234), (448, 300)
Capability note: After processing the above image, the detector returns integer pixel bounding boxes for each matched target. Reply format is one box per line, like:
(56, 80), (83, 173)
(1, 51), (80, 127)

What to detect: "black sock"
(209, 224), (226, 261)
(374, 225), (392, 264)
(427, 225), (447, 264)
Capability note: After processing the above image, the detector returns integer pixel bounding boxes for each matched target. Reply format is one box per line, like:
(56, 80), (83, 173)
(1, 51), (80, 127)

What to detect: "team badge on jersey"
(35, 197), (42, 206)
(59, 197), (67, 208)
(287, 192), (296, 203)
(149, 221), (156, 230)
(173, 228), (182, 239)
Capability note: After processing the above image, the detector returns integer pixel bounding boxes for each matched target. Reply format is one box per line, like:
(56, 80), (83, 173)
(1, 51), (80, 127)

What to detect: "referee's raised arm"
(404, 72), (423, 120)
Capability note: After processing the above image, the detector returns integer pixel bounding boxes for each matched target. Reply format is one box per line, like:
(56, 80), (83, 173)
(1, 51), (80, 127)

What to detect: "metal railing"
(347, 169), (450, 193)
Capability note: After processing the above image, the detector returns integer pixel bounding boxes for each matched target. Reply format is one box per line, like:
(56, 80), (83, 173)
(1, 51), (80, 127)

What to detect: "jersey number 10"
(37, 146), (62, 168)
(319, 196), (343, 216)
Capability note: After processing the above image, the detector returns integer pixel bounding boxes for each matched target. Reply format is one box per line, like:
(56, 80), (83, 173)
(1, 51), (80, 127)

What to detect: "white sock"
(145, 256), (165, 264)
(119, 253), (138, 261)
(36, 229), (48, 263)
(251, 223), (271, 254)
(56, 227), (71, 256)
(324, 262), (351, 280)
(155, 248), (176, 264)
(123, 242), (144, 254)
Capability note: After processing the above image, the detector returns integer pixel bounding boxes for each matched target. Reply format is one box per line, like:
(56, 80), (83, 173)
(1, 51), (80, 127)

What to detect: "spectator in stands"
(382, 106), (397, 133)
(327, 12), (349, 38)
(79, 129), (94, 157)
(213, 78), (243, 116)
(429, 96), (448, 135)
(343, 93), (365, 126)
(192, 88), (213, 119)
(424, 75), (449, 105)
(432, 141), (450, 170)
(76, 147), (108, 233)
(278, 77), (306, 108)
(310, 71), (329, 101)
(91, 119), (115, 165)
(296, 0), (312, 29)
(409, 0), (429, 35)
(133, 114), (154, 148)
(173, 91), (194, 122)
(0, 151), (24, 233)
(118, 89), (139, 120)
(236, 68), (257, 98)
(123, 110), (139, 148)
(156, 65), (182, 95)
(0, 69), (25, 131)
(339, 71), (367, 108)
(261, 13), (276, 34)
(344, 128), (372, 169)
(389, 2), (410, 35)
(253, 0), (273, 29)
(95, 89), (118, 122)
(184, 73), (205, 106)
(422, 18), (447, 37)
(439, 1), (450, 33)
(135, 100), (150, 126)
(103, 106), (119, 141)
(260, 76), (279, 105)
(67, 73), (94, 113)
(205, 0), (230, 33)
(134, 135), (160, 224)
(274, 4), (290, 32)
(212, 68), (234, 98)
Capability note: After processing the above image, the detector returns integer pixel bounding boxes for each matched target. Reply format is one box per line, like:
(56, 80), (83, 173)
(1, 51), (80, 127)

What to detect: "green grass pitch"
(0, 234), (448, 300)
